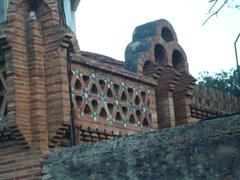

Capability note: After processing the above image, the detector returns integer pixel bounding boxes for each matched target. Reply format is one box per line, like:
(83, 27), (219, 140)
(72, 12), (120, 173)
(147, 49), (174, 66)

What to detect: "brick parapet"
(190, 85), (240, 120)
(72, 55), (157, 86)
(70, 59), (158, 136)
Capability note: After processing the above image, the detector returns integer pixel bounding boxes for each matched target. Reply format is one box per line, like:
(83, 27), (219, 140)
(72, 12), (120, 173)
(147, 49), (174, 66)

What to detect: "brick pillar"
(155, 66), (180, 128)
(173, 74), (195, 125)
(6, 1), (32, 145)
(43, 28), (71, 143)
(26, 17), (48, 153)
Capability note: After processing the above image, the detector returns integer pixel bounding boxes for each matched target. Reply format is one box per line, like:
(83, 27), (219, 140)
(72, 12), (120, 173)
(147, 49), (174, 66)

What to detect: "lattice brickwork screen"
(71, 68), (153, 129)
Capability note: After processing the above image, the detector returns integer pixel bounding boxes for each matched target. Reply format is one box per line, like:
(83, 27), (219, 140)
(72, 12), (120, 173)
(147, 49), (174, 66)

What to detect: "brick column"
(26, 17), (48, 153)
(43, 28), (72, 144)
(173, 74), (195, 125)
(6, 1), (32, 145)
(155, 66), (180, 128)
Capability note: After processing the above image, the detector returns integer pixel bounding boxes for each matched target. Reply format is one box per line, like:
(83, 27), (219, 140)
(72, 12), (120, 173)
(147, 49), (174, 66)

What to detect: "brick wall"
(190, 85), (240, 121)
(6, 0), (32, 145)
(0, 0), (73, 179)
(0, 0), (239, 178)
(4, 0), (75, 148)
(70, 55), (158, 136)
(0, 139), (42, 180)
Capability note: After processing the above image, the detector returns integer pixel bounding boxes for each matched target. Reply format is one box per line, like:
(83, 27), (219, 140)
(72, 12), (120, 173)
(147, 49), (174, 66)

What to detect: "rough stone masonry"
(42, 114), (240, 180)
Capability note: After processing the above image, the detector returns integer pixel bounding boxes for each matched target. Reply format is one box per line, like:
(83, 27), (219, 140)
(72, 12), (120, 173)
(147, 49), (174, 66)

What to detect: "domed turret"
(124, 19), (189, 74)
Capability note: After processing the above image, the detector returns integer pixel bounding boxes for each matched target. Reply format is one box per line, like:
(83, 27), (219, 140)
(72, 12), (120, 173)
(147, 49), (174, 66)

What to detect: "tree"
(203, 0), (240, 25)
(197, 68), (240, 96)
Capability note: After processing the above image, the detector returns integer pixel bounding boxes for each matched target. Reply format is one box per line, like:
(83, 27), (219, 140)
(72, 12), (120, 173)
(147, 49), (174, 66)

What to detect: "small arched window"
(161, 27), (174, 42)
(154, 44), (167, 66)
(172, 50), (185, 73)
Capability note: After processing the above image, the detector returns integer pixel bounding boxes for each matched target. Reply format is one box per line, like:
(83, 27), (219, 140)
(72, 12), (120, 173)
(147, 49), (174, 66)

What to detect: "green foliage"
(198, 68), (240, 96)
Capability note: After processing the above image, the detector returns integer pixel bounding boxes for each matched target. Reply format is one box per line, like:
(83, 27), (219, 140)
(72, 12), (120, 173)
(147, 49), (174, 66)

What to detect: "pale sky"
(75, 0), (240, 77)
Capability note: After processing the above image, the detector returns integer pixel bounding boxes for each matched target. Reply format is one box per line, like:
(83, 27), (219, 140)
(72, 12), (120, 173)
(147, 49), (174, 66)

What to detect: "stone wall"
(43, 114), (240, 180)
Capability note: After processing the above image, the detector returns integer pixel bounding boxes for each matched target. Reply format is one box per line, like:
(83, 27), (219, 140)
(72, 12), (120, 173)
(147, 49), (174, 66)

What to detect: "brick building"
(0, 0), (239, 179)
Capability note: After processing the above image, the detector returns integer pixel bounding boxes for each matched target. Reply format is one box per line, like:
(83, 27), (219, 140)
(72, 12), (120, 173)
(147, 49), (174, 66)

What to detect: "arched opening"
(161, 27), (174, 42)
(99, 108), (107, 118)
(122, 106), (128, 116)
(107, 88), (113, 98)
(116, 112), (122, 121)
(91, 99), (98, 111)
(91, 84), (98, 94)
(121, 91), (127, 101)
(75, 96), (82, 107)
(129, 114), (135, 124)
(143, 60), (154, 76)
(154, 44), (167, 66)
(135, 96), (140, 106)
(84, 105), (91, 114)
(74, 79), (82, 90)
(172, 50), (185, 73)
(107, 103), (114, 113)
(142, 118), (149, 128)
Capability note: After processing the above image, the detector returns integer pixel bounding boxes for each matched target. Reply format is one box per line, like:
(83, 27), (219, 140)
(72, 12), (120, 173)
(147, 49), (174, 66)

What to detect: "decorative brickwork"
(70, 58), (158, 135)
(71, 69), (153, 129)
(190, 85), (240, 121)
(125, 19), (188, 74)
(173, 74), (196, 125)
(0, 1), (239, 179)
(155, 66), (181, 128)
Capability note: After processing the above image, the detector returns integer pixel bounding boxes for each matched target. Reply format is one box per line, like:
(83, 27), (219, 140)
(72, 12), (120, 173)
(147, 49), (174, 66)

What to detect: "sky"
(75, 0), (240, 77)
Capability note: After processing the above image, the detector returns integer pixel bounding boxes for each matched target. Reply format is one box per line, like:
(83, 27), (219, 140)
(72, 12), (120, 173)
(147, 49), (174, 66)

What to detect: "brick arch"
(136, 36), (170, 73)
(125, 19), (179, 73)
(7, 0), (58, 27)
(168, 42), (189, 73)
(155, 20), (178, 43)
(132, 19), (178, 42)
